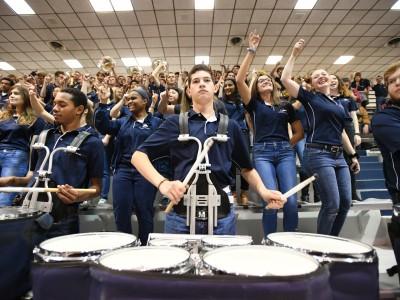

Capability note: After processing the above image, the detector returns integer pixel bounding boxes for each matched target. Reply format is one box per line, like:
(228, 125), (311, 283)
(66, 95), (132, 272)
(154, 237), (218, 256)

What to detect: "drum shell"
(0, 207), (45, 299)
(266, 232), (379, 300)
(90, 245), (332, 300)
(148, 238), (189, 249)
(200, 235), (253, 252)
(31, 232), (138, 300)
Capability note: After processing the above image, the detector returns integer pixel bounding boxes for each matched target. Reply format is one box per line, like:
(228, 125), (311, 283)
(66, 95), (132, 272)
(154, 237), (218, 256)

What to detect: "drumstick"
(265, 173), (319, 210)
(0, 187), (97, 193)
(164, 139), (215, 214)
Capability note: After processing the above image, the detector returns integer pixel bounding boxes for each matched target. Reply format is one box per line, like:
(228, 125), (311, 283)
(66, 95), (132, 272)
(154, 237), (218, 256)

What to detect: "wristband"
(354, 133), (360, 136)
(247, 47), (256, 55)
(157, 178), (168, 190)
(348, 152), (360, 160)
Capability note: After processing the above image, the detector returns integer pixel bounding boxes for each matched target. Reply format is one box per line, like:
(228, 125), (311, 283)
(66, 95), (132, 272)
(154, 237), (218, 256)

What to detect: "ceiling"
(0, 0), (399, 79)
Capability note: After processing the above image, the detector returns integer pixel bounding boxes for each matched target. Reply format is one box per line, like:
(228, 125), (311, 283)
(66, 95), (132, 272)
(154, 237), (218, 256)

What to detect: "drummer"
(0, 89), (104, 238)
(132, 64), (285, 235)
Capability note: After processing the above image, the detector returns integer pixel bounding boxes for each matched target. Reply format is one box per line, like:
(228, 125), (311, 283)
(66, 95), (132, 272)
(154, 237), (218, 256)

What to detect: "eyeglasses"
(258, 78), (272, 84)
(388, 76), (400, 85)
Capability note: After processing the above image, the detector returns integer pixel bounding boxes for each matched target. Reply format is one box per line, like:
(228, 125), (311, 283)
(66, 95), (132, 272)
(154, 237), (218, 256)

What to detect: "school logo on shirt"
(278, 109), (287, 114)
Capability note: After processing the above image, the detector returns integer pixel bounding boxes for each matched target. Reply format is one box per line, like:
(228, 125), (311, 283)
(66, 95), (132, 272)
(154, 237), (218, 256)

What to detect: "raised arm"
(110, 93), (128, 119)
(270, 61), (281, 78)
(236, 30), (260, 105)
(281, 39), (305, 99)
(29, 88), (55, 124)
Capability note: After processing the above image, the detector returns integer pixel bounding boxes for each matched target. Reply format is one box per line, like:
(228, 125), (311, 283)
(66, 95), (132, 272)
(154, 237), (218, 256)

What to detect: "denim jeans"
(165, 205), (236, 235)
(376, 96), (387, 111)
(293, 137), (306, 170)
(303, 147), (351, 236)
(101, 151), (110, 199)
(0, 149), (29, 206)
(113, 166), (157, 245)
(253, 141), (298, 237)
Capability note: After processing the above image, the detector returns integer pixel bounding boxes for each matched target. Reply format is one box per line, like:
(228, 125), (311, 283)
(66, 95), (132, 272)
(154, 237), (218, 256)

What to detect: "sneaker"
(240, 190), (249, 208)
(80, 201), (90, 210)
(98, 198), (108, 205)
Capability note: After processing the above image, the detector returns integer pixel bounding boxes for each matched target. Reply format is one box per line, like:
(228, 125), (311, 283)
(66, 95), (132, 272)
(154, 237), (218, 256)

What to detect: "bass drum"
(0, 206), (45, 299)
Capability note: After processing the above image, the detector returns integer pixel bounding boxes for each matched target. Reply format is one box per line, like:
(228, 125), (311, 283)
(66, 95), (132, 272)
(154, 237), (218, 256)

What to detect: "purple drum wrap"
(0, 214), (45, 299)
(329, 262), (379, 300)
(89, 266), (333, 299)
(32, 262), (92, 300)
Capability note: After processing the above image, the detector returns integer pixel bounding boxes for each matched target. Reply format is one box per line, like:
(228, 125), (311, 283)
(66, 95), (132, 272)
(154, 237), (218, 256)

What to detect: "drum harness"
(177, 112), (229, 235)
(22, 129), (91, 222)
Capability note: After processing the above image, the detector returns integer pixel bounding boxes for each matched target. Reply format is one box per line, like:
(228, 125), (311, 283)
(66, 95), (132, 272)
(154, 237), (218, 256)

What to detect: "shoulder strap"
(70, 131), (92, 148)
(179, 112), (189, 135)
(37, 129), (52, 145)
(217, 113), (228, 135)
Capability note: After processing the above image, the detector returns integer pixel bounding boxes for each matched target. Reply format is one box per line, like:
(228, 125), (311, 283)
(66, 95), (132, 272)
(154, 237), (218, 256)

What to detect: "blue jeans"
(293, 137), (306, 170)
(165, 205), (236, 235)
(113, 166), (157, 245)
(376, 96), (387, 111)
(253, 142), (298, 237)
(303, 148), (351, 236)
(0, 149), (29, 206)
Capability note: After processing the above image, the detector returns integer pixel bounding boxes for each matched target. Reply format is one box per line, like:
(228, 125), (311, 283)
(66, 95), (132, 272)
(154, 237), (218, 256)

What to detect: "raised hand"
(292, 39), (305, 57)
(248, 30), (261, 50)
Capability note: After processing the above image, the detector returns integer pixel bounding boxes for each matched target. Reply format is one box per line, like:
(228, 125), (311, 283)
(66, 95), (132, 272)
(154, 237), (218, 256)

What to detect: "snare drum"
(266, 232), (379, 300)
(148, 238), (189, 249)
(201, 235), (253, 252)
(32, 232), (138, 300)
(0, 207), (44, 299)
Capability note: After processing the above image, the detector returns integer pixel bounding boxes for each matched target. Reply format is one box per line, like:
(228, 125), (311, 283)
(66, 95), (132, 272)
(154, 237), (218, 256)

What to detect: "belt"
(66, 205), (78, 214)
(306, 143), (343, 153)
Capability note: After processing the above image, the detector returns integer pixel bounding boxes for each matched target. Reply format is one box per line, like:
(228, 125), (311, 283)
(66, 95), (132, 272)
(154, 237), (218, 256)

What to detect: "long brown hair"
(0, 85), (37, 126)
(250, 74), (281, 105)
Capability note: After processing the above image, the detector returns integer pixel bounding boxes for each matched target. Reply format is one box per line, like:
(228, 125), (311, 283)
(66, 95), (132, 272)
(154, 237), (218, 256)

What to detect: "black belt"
(306, 143), (343, 153)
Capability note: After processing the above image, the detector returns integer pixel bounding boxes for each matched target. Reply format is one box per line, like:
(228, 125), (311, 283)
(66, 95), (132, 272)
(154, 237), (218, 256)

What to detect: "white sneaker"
(80, 201), (90, 210)
(98, 198), (108, 205)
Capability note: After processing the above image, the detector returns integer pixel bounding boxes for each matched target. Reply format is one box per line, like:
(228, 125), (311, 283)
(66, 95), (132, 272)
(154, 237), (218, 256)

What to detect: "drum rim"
(98, 246), (192, 274)
(202, 245), (321, 277)
(0, 206), (43, 220)
(148, 238), (189, 248)
(266, 232), (376, 263)
(201, 235), (253, 249)
(34, 232), (138, 262)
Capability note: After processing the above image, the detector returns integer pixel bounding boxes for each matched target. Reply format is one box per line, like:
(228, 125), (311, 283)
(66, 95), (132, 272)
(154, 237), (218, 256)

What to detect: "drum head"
(0, 206), (42, 220)
(37, 232), (137, 261)
(266, 232), (375, 262)
(148, 238), (188, 248)
(99, 246), (191, 273)
(202, 246), (319, 277)
(201, 235), (253, 249)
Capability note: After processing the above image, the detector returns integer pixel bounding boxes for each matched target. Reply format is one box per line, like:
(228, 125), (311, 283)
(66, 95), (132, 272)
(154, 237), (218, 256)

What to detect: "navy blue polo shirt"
(0, 117), (46, 152)
(221, 98), (248, 131)
(0, 93), (8, 110)
(137, 109), (253, 188)
(295, 104), (309, 134)
(245, 97), (297, 143)
(44, 83), (59, 104)
(371, 105), (400, 194)
(297, 88), (345, 146)
(95, 103), (162, 167)
(29, 126), (104, 189)
(372, 83), (388, 98)
(334, 95), (358, 121)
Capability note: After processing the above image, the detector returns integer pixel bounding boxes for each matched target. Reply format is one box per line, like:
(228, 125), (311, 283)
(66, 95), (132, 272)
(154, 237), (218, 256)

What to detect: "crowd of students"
(0, 34), (394, 242)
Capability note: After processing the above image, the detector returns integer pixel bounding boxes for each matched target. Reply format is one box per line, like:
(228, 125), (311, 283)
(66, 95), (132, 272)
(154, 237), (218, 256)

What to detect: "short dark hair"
(61, 88), (87, 109)
(188, 64), (215, 87)
(277, 67), (284, 72)
(0, 77), (14, 87)
(55, 71), (65, 78)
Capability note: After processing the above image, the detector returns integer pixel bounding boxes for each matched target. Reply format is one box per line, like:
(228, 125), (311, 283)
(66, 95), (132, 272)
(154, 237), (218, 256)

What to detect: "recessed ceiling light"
(391, 0), (400, 9)
(195, 0), (214, 10)
(294, 0), (318, 9)
(89, 0), (113, 12)
(121, 57), (138, 67)
(4, 0), (35, 15)
(63, 59), (83, 68)
(0, 62), (16, 70)
(195, 56), (210, 64)
(333, 56), (354, 64)
(265, 56), (283, 65)
(136, 57), (152, 67)
(111, 0), (133, 11)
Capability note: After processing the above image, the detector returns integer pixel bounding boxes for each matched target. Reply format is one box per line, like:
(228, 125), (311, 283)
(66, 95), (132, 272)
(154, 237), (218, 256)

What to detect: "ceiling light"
(195, 56), (210, 64)
(4, 0), (35, 15)
(265, 56), (283, 65)
(89, 0), (113, 12)
(391, 0), (400, 9)
(63, 59), (83, 68)
(195, 0), (214, 10)
(0, 62), (16, 70)
(136, 57), (152, 67)
(294, 0), (318, 9)
(121, 57), (138, 66)
(111, 0), (133, 11)
(333, 56), (354, 64)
